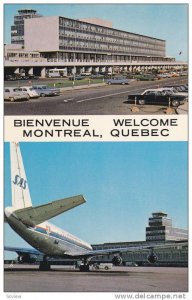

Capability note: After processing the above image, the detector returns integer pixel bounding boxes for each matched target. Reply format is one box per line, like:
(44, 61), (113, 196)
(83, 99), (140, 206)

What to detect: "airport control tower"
(146, 212), (188, 242)
(11, 9), (42, 45)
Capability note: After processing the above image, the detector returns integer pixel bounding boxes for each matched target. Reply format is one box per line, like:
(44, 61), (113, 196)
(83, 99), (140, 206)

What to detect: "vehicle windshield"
(13, 88), (22, 92)
(164, 91), (173, 95)
(178, 86), (185, 91)
(171, 88), (178, 93)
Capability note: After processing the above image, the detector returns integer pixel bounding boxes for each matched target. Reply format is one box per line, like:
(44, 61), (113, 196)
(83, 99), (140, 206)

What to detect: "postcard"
(3, 2), (189, 298)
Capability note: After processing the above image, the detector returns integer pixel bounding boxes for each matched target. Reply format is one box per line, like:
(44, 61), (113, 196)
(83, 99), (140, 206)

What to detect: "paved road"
(4, 77), (187, 115)
(4, 265), (188, 292)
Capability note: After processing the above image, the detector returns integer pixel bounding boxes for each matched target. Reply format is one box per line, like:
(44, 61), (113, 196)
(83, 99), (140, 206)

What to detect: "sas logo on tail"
(13, 175), (27, 189)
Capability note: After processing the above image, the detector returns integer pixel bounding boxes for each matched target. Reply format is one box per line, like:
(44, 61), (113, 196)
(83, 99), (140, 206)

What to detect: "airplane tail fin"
(10, 142), (32, 210)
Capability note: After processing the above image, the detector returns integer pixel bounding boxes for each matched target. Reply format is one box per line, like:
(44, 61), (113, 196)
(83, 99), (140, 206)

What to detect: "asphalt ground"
(4, 265), (188, 292)
(4, 77), (188, 115)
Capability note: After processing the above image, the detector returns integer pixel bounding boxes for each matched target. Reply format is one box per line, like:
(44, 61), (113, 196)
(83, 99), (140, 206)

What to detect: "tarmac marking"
(63, 98), (75, 102)
(76, 85), (161, 103)
(76, 88), (141, 103)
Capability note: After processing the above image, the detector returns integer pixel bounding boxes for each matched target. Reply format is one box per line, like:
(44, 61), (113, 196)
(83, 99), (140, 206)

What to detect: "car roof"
(143, 88), (165, 92)
(20, 86), (33, 88)
(33, 85), (48, 87)
(4, 87), (21, 89)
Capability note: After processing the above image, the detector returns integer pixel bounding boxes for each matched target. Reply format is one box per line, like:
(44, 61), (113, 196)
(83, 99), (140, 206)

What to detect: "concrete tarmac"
(4, 265), (188, 292)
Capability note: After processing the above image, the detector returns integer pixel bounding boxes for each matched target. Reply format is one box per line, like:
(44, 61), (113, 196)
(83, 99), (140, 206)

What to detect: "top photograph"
(4, 3), (188, 115)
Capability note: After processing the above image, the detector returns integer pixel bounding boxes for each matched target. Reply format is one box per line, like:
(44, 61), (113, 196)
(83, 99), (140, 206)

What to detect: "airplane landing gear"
(79, 258), (90, 272)
(39, 256), (51, 271)
(79, 264), (90, 272)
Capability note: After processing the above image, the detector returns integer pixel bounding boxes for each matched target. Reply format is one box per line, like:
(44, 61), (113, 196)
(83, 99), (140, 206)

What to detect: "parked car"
(90, 74), (104, 79)
(179, 71), (188, 76)
(27, 74), (39, 80)
(5, 74), (21, 81)
(80, 72), (92, 76)
(92, 263), (113, 270)
(134, 74), (158, 81)
(32, 85), (60, 97)
(157, 73), (171, 79)
(160, 87), (188, 97)
(68, 74), (85, 80)
(105, 77), (130, 85)
(127, 89), (186, 107)
(4, 87), (30, 102)
(162, 85), (188, 94)
(169, 72), (180, 77)
(19, 86), (39, 98)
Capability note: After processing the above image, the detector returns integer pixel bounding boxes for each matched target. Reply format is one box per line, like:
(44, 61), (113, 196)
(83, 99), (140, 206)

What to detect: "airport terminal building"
(23, 15), (167, 63)
(4, 9), (186, 77)
(92, 212), (188, 266)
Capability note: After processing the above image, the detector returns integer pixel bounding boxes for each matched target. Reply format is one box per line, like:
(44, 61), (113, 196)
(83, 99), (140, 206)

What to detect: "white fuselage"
(5, 207), (92, 257)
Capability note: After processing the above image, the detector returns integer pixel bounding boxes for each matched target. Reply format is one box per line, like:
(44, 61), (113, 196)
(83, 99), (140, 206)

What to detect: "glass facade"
(58, 17), (166, 59)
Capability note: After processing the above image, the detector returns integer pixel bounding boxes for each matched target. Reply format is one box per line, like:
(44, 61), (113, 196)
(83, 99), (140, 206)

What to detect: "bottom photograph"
(4, 142), (188, 293)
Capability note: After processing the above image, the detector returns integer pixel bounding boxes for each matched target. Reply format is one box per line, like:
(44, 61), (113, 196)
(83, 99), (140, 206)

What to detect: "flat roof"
(152, 212), (168, 217)
(18, 9), (37, 14)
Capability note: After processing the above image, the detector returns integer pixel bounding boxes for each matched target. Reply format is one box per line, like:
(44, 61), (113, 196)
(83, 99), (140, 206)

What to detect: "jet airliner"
(5, 142), (187, 271)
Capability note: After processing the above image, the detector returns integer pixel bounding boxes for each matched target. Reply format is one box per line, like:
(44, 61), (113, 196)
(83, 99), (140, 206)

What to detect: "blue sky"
(4, 3), (188, 61)
(4, 142), (188, 258)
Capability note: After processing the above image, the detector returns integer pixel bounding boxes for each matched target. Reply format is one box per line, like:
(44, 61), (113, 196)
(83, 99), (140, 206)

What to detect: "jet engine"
(147, 252), (158, 264)
(112, 255), (123, 266)
(18, 253), (37, 264)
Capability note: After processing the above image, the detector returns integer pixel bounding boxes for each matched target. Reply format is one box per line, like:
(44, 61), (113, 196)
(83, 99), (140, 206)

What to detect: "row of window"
(146, 236), (165, 240)
(7, 53), (40, 58)
(146, 226), (166, 231)
(59, 17), (164, 45)
(59, 42), (164, 56)
(59, 27), (165, 48)
(59, 33), (165, 52)
(146, 230), (168, 235)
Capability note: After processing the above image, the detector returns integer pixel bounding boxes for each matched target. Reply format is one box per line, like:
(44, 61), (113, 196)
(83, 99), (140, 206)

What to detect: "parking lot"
(4, 76), (188, 115)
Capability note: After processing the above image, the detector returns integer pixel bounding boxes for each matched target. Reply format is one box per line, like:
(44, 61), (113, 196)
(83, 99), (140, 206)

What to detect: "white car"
(4, 87), (29, 102)
(92, 263), (113, 270)
(158, 87), (188, 97)
(20, 86), (39, 98)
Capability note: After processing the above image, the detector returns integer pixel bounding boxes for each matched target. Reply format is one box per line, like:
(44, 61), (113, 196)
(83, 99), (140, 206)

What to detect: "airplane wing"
(85, 240), (188, 257)
(13, 195), (85, 226)
(5, 240), (187, 262)
(4, 246), (43, 256)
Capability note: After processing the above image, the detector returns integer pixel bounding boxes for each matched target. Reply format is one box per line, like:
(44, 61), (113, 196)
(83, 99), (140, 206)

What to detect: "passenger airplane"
(4, 142), (187, 271)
